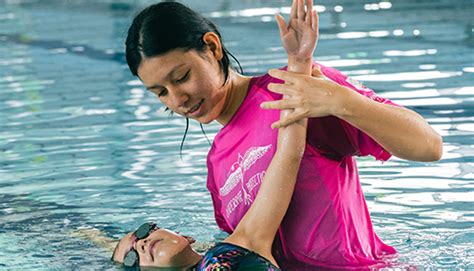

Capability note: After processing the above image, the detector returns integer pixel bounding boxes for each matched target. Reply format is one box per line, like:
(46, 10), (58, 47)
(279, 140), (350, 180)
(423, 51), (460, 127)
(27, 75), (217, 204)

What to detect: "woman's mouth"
(187, 99), (204, 117)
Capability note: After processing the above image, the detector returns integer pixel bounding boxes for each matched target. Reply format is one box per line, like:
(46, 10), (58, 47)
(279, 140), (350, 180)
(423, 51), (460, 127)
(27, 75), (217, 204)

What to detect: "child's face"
(138, 48), (229, 124)
(113, 227), (196, 267)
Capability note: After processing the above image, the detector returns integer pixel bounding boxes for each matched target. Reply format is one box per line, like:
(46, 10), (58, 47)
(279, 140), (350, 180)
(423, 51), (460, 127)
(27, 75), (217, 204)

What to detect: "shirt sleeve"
(206, 156), (233, 234)
(308, 63), (402, 162)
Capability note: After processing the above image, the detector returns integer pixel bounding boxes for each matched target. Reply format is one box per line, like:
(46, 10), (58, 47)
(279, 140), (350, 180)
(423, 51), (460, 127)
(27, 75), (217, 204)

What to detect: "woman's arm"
(261, 68), (443, 162)
(333, 85), (442, 161)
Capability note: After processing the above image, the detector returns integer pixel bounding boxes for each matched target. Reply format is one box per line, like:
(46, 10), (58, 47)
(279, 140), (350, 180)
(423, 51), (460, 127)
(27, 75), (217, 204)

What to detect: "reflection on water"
(0, 0), (473, 269)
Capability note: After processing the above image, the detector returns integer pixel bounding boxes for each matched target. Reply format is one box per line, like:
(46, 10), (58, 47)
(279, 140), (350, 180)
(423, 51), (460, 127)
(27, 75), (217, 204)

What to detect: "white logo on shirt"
(219, 145), (272, 207)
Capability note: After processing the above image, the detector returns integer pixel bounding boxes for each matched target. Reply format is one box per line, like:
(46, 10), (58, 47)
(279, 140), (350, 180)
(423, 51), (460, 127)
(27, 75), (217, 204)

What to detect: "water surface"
(0, 0), (473, 269)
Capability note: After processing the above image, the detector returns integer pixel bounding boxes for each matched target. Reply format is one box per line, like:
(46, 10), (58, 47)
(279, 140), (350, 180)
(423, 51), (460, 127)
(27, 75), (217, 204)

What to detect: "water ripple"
(0, 0), (473, 270)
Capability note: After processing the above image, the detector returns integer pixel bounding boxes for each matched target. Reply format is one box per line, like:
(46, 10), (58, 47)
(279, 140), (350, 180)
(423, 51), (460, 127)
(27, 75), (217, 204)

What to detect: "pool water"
(0, 0), (473, 269)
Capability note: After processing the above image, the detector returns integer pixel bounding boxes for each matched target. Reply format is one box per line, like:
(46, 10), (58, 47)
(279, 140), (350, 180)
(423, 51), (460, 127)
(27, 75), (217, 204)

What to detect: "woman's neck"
(216, 70), (252, 126)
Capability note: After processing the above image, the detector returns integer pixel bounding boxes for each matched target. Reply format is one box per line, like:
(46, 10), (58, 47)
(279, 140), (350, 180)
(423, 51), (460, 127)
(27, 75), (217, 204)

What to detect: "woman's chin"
(193, 112), (215, 124)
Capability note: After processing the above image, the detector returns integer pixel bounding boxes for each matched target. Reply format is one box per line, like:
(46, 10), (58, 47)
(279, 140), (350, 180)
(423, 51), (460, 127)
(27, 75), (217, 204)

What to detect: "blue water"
(0, 0), (473, 269)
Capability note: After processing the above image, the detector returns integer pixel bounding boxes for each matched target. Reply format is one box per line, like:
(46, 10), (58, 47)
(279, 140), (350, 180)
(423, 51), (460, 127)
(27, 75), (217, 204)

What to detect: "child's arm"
(70, 228), (118, 252)
(224, 0), (317, 266)
(224, 118), (307, 265)
(277, 0), (318, 75)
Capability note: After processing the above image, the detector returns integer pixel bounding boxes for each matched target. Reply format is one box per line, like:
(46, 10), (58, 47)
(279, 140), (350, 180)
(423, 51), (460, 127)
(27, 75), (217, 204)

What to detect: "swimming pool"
(0, 0), (473, 269)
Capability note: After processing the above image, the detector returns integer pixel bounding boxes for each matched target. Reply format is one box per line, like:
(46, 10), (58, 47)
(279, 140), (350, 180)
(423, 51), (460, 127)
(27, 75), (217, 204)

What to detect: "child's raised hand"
(276, 0), (318, 62)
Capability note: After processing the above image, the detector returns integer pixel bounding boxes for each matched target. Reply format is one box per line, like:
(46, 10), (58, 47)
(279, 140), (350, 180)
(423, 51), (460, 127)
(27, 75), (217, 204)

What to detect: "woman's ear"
(202, 32), (223, 61)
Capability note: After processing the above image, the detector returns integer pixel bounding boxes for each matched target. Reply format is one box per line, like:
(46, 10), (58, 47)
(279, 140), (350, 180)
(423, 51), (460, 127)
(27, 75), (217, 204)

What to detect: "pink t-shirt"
(206, 63), (398, 270)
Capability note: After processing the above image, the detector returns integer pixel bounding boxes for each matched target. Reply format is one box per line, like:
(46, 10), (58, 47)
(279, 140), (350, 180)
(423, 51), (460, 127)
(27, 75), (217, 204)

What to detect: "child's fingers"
(275, 13), (288, 36)
(311, 9), (319, 32)
(297, 0), (305, 19)
(290, 0), (297, 19)
(305, 0), (313, 23)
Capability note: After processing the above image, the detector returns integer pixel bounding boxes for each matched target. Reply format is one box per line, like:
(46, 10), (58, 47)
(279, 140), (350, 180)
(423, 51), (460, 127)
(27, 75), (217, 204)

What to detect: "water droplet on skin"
(158, 250), (166, 257)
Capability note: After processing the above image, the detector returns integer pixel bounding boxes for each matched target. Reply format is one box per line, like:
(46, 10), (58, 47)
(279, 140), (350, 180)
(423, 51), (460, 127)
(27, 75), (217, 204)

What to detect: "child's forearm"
(276, 55), (312, 155)
(228, 67), (309, 253)
(250, 55), (310, 241)
(228, 132), (305, 253)
(287, 56), (312, 75)
(70, 228), (117, 252)
(225, 56), (311, 259)
(277, 55), (312, 151)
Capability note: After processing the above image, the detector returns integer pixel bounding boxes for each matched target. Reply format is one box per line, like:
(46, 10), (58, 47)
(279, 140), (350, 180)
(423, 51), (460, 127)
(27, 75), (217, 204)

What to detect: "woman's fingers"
(312, 65), (323, 77)
(271, 111), (307, 129)
(267, 82), (294, 95)
(268, 69), (299, 84)
(260, 99), (298, 110)
(275, 13), (288, 37)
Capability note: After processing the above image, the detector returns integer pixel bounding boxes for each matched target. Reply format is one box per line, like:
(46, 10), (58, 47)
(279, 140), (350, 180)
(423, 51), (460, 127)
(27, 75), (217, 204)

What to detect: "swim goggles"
(123, 222), (160, 267)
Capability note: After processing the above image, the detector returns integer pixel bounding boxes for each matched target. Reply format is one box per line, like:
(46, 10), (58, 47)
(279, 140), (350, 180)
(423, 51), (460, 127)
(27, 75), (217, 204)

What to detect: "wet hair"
(125, 2), (242, 157)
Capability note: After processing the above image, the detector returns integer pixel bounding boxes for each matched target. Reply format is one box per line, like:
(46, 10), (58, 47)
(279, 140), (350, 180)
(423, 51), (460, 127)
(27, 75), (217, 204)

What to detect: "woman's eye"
(175, 71), (189, 83)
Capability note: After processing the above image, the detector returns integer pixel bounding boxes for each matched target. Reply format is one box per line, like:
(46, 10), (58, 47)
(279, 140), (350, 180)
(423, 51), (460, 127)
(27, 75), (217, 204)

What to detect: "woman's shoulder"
(249, 61), (343, 87)
(246, 67), (287, 102)
(249, 66), (287, 88)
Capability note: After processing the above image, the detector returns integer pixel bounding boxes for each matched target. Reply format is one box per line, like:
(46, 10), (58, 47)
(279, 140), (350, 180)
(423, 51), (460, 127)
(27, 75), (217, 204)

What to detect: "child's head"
(125, 2), (241, 124)
(112, 222), (200, 268)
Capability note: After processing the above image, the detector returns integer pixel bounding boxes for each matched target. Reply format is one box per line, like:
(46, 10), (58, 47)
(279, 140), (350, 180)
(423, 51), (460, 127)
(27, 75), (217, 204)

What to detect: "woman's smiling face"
(138, 47), (229, 124)
(113, 227), (197, 267)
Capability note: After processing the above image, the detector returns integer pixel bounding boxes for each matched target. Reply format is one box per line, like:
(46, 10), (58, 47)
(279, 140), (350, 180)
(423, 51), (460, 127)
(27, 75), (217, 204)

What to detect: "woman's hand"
(261, 66), (349, 129)
(276, 0), (318, 65)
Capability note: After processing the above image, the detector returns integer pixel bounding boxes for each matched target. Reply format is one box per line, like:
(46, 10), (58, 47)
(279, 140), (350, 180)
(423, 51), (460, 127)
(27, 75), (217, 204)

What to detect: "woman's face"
(137, 48), (228, 124)
(113, 228), (197, 267)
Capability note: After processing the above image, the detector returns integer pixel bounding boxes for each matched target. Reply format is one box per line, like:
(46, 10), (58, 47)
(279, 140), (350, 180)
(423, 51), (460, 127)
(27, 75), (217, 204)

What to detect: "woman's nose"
(171, 90), (190, 108)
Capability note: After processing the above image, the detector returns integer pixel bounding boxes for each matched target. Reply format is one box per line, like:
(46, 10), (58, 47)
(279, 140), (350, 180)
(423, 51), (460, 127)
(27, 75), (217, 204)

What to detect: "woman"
(124, 0), (442, 269)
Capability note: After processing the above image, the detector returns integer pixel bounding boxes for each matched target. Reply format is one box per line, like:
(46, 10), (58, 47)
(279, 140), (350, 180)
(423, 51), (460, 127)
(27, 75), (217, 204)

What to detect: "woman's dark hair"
(125, 2), (242, 157)
(126, 1), (242, 82)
